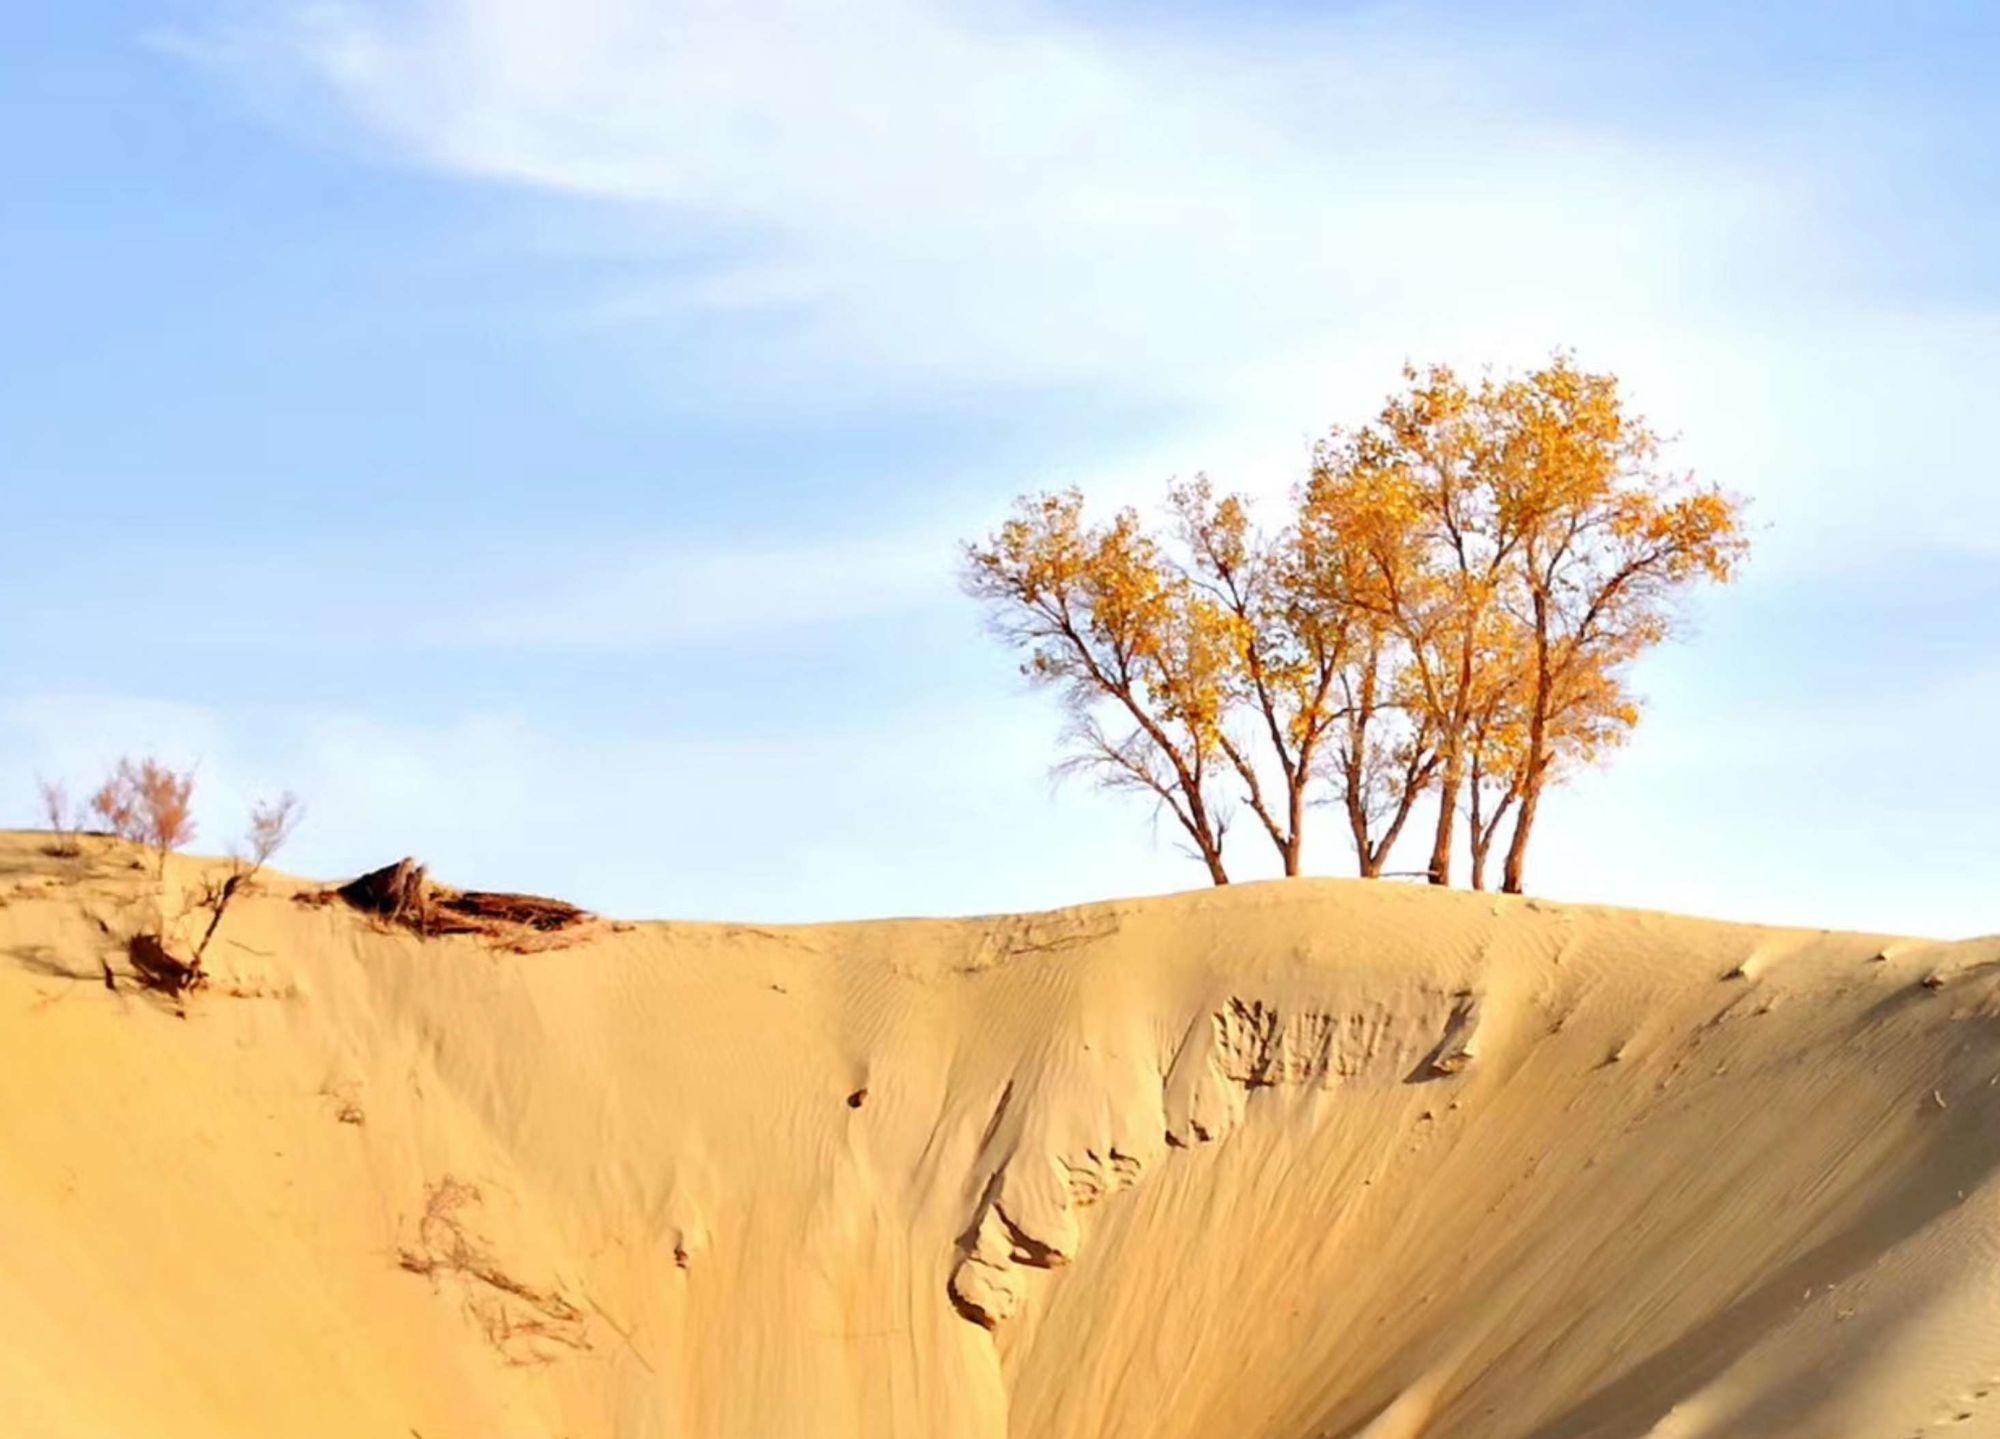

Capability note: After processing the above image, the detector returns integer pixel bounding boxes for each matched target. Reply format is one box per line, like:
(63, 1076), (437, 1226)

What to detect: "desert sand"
(2, 831), (1998, 1438)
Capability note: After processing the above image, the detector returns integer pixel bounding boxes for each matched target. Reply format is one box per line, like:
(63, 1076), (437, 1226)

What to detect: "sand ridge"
(2, 832), (1998, 1438)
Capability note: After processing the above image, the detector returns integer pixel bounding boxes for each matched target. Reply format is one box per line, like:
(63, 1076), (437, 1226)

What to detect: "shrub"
(89, 756), (196, 877)
(56, 756), (303, 999)
(190, 792), (302, 967)
(36, 777), (82, 857)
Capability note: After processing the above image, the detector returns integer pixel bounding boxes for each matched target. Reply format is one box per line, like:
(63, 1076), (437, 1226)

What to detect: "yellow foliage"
(965, 351), (1749, 890)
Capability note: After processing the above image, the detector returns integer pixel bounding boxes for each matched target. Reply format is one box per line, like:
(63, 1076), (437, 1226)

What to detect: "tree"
(1308, 365), (1519, 886)
(1169, 477), (1351, 876)
(1485, 355), (1747, 893)
(966, 353), (1748, 891)
(964, 490), (1237, 884)
(1296, 445), (1440, 876)
(1460, 612), (1534, 891)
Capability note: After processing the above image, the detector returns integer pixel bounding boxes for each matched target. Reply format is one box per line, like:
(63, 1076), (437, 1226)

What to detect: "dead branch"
(334, 858), (591, 942)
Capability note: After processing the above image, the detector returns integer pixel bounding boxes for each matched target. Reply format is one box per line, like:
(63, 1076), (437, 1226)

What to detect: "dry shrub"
(190, 792), (302, 967)
(53, 757), (304, 999)
(245, 792), (303, 868)
(90, 757), (195, 877)
(36, 778), (81, 857)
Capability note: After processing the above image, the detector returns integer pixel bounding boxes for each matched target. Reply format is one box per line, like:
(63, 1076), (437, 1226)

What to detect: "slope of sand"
(2, 832), (1999, 1439)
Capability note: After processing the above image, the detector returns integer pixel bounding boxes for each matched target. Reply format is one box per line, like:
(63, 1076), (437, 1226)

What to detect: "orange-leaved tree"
(1459, 604), (1536, 891)
(1296, 439), (1440, 876)
(966, 353), (1747, 890)
(964, 490), (1238, 884)
(1484, 354), (1748, 893)
(1309, 364), (1524, 886)
(1169, 477), (1354, 876)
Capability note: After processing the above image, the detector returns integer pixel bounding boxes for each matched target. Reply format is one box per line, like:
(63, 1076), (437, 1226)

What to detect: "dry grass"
(398, 1177), (591, 1366)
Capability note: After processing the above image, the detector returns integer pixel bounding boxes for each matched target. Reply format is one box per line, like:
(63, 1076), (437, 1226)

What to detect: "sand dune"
(2, 832), (1998, 1438)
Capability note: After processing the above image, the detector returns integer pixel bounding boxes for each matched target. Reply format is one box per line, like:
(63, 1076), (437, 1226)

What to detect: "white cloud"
(166, 0), (2000, 569)
(169, 0), (1771, 403)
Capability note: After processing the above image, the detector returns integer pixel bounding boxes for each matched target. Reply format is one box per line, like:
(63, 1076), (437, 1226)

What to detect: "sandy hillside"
(2, 832), (1998, 1439)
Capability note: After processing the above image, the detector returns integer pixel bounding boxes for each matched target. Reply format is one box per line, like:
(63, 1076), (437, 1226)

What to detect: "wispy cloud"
(162, 0), (2000, 566)
(166, 0), (1773, 404)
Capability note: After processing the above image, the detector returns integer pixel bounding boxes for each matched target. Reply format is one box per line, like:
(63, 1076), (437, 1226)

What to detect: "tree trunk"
(1503, 594), (1554, 896)
(1426, 749), (1461, 886)
(1283, 781), (1306, 878)
(1467, 788), (1490, 891)
(1181, 788), (1230, 887)
(192, 872), (244, 964)
(1469, 786), (1517, 894)
(1500, 775), (1539, 894)
(1469, 838), (1489, 890)
(1466, 759), (1486, 892)
(1216, 736), (1293, 878)
(1340, 748), (1372, 878)
(1188, 814), (1230, 887)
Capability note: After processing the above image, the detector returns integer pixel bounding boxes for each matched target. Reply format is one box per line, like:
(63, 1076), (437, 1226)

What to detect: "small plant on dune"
(89, 756), (196, 879)
(190, 792), (303, 968)
(83, 755), (201, 1000)
(76, 756), (303, 1002)
(36, 777), (82, 857)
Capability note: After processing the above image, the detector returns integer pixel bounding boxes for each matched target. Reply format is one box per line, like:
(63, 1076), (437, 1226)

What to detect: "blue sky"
(4, 1), (1997, 935)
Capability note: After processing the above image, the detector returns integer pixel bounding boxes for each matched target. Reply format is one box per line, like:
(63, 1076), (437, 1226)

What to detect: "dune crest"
(3, 833), (1998, 1438)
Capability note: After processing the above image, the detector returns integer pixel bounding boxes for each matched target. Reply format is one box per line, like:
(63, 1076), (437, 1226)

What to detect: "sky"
(3, 1), (1997, 934)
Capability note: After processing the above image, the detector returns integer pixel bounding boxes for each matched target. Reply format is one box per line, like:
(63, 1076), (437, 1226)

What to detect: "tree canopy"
(965, 354), (1748, 892)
